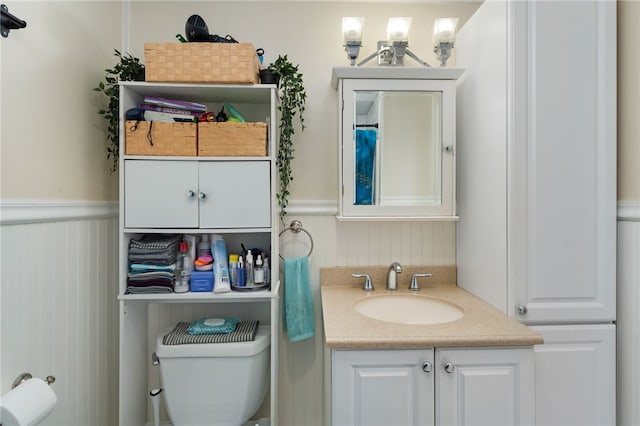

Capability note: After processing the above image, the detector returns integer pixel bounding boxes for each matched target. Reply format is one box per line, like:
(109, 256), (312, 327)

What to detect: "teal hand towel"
(187, 317), (240, 335)
(283, 256), (315, 342)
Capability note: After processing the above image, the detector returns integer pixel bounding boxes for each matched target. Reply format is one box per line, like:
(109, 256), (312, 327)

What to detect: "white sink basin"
(354, 294), (464, 325)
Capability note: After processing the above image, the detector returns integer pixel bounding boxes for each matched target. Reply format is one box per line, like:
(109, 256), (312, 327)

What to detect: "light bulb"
(387, 17), (412, 42)
(342, 17), (364, 43)
(433, 18), (459, 44)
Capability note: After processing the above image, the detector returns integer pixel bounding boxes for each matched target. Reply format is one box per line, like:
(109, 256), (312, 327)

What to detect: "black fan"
(185, 14), (209, 42)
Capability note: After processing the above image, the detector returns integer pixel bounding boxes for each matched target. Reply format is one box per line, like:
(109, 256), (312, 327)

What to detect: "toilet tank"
(155, 325), (271, 426)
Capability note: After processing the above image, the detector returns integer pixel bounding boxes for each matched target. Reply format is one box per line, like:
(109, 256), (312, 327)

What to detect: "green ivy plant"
(269, 55), (307, 217)
(93, 49), (145, 172)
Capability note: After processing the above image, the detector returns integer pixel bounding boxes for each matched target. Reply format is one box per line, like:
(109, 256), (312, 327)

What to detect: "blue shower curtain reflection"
(355, 128), (377, 205)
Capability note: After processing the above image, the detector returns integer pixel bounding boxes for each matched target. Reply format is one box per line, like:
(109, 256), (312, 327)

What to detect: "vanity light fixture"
(342, 17), (364, 66)
(353, 17), (430, 67)
(433, 18), (459, 67)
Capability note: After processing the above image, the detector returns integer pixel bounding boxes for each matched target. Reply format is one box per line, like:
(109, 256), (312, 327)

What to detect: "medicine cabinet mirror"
(332, 67), (463, 219)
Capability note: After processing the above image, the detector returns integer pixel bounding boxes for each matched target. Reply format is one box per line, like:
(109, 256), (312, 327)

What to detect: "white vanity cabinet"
(124, 159), (271, 229)
(332, 347), (534, 426)
(117, 82), (279, 425)
(332, 67), (463, 220)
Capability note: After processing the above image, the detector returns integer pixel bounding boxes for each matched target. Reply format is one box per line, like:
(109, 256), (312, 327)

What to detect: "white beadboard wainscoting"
(0, 201), (119, 426)
(617, 203), (640, 426)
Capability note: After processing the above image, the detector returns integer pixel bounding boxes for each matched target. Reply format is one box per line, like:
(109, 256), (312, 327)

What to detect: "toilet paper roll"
(0, 378), (57, 426)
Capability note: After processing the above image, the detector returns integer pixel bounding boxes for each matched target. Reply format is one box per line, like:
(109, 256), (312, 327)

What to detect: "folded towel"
(162, 320), (259, 345)
(283, 256), (315, 342)
(187, 317), (240, 335)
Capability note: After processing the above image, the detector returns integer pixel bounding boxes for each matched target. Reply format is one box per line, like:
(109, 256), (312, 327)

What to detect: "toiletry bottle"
(229, 254), (239, 286)
(237, 256), (246, 287)
(254, 255), (265, 285)
(246, 250), (254, 286)
(197, 234), (211, 258)
(263, 256), (270, 286)
(174, 241), (191, 293)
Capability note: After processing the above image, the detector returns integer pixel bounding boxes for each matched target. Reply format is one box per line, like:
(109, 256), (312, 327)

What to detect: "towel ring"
(279, 220), (314, 260)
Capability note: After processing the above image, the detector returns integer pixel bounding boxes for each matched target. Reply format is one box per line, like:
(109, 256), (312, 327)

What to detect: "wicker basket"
(125, 121), (197, 156)
(144, 42), (260, 84)
(198, 122), (267, 156)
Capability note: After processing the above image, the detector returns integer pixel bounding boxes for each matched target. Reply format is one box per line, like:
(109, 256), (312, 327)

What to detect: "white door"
(509, 0), (617, 323)
(198, 161), (271, 229)
(531, 324), (615, 426)
(436, 347), (535, 426)
(124, 160), (199, 228)
(332, 349), (435, 426)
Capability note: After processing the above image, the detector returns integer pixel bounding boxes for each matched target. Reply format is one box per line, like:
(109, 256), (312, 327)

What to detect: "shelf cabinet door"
(198, 161), (271, 229)
(435, 347), (535, 426)
(332, 349), (435, 426)
(124, 160), (199, 228)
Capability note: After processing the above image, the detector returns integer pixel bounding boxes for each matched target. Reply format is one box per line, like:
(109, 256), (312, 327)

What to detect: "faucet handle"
(409, 273), (433, 291)
(352, 273), (374, 291)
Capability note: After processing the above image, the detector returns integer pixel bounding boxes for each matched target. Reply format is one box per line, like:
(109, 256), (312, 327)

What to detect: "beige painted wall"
(0, 1), (120, 201)
(618, 0), (640, 203)
(1, 1), (637, 204)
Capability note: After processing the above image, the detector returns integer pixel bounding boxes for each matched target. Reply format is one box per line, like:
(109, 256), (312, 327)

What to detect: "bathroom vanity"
(117, 82), (280, 425)
(320, 266), (542, 425)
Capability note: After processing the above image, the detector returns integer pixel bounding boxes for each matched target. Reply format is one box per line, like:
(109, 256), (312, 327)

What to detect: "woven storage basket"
(125, 121), (197, 156)
(144, 42), (260, 84)
(198, 122), (267, 156)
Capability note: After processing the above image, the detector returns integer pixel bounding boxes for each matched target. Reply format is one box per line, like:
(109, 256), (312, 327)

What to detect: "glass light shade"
(433, 18), (459, 44)
(342, 17), (364, 43)
(387, 17), (412, 42)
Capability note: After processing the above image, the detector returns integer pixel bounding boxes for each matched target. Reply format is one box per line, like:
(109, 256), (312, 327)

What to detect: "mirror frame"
(333, 67), (463, 220)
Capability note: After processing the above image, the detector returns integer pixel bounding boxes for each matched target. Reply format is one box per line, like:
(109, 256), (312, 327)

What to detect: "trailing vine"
(269, 55), (307, 217)
(93, 49), (145, 172)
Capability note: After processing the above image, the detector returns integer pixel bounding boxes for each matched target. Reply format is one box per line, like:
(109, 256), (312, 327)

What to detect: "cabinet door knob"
(198, 191), (207, 200)
(517, 305), (528, 315)
(187, 190), (196, 198)
(422, 361), (432, 373)
(444, 362), (455, 373)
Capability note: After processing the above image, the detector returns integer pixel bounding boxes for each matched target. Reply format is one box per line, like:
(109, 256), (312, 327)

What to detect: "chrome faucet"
(386, 262), (403, 290)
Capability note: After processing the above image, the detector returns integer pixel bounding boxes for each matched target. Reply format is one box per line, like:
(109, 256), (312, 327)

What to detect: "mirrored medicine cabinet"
(331, 67), (464, 220)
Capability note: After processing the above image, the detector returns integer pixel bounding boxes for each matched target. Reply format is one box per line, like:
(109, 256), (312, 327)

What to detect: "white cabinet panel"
(436, 347), (534, 426)
(124, 160), (270, 229)
(531, 324), (615, 426)
(199, 161), (270, 228)
(124, 160), (199, 228)
(332, 349), (434, 426)
(509, 0), (617, 323)
(456, 0), (616, 322)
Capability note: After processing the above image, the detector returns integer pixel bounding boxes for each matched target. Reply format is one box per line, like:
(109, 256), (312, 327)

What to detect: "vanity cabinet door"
(332, 349), (435, 426)
(435, 347), (534, 426)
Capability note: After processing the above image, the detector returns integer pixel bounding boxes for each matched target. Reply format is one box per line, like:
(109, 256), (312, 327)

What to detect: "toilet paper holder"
(11, 373), (55, 389)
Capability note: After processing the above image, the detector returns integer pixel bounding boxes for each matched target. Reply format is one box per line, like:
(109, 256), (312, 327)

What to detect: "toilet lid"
(156, 325), (270, 358)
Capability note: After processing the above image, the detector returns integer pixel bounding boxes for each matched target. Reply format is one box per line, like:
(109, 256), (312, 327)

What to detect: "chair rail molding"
(0, 200), (118, 225)
(618, 203), (640, 222)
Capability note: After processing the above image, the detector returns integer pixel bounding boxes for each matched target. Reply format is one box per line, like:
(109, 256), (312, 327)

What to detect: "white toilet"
(155, 325), (271, 426)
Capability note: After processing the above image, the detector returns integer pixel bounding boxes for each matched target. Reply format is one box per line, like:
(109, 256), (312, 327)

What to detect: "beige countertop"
(320, 266), (543, 349)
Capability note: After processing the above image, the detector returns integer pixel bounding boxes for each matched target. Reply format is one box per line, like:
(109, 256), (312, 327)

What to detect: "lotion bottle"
(254, 255), (265, 285)
(246, 250), (254, 286)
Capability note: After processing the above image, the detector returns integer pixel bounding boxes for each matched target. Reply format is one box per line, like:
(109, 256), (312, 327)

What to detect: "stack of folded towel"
(126, 234), (181, 294)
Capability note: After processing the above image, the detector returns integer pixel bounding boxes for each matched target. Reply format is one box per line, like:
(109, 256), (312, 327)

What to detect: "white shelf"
(123, 155), (272, 162)
(118, 281), (280, 303)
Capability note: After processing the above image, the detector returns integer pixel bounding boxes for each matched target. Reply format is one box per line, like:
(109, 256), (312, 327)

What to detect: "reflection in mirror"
(353, 91), (442, 207)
